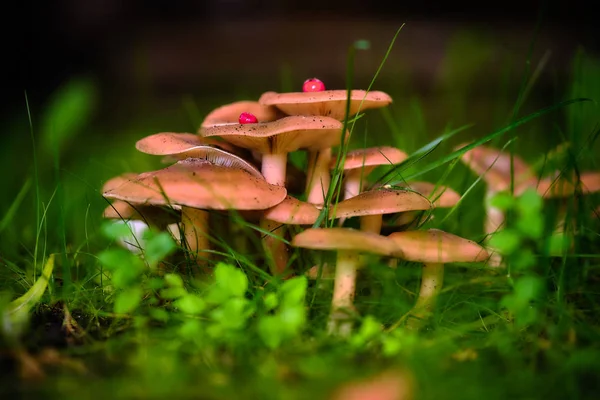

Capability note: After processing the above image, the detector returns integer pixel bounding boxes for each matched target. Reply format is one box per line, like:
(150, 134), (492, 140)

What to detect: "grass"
(1, 25), (600, 399)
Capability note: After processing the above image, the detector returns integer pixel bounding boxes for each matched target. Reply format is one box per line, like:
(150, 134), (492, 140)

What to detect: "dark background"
(5, 1), (599, 123)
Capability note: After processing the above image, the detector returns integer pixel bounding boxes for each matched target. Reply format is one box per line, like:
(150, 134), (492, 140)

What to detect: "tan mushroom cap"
(291, 228), (403, 257)
(199, 115), (346, 154)
(103, 158), (287, 210)
(135, 132), (245, 159)
(330, 189), (432, 220)
(258, 90), (392, 121)
(333, 146), (408, 174)
(387, 229), (489, 263)
(262, 195), (321, 225)
(534, 171), (600, 198)
(406, 181), (461, 208)
(200, 100), (283, 128)
(102, 173), (138, 193)
(455, 143), (535, 192)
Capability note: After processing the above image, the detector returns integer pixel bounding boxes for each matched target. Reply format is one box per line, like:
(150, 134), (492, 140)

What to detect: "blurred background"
(2, 1), (599, 249)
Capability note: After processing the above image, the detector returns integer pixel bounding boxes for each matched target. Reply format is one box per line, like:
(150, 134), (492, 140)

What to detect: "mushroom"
(291, 228), (403, 336)
(330, 188), (433, 235)
(103, 158), (287, 272)
(259, 83), (393, 206)
(387, 229), (489, 330)
(200, 100), (283, 128)
(333, 146), (408, 202)
(258, 89), (393, 121)
(199, 115), (347, 274)
(533, 170), (600, 198)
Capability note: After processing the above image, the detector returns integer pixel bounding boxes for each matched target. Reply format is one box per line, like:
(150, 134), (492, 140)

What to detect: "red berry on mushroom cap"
(239, 112), (258, 124)
(302, 78), (326, 92)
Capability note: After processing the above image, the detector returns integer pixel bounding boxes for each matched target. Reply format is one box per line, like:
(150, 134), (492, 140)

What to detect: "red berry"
(302, 78), (326, 92)
(239, 112), (258, 124)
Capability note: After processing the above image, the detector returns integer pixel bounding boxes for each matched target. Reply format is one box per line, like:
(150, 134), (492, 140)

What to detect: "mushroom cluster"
(102, 78), (490, 335)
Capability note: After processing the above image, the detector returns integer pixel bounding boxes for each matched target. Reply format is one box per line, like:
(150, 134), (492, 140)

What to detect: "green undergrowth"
(1, 27), (600, 399)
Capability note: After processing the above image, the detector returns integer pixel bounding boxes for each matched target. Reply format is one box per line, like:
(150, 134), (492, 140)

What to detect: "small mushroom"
(332, 146), (408, 201)
(103, 158), (287, 272)
(291, 228), (403, 336)
(387, 229), (489, 330)
(199, 100), (283, 128)
(330, 188), (432, 235)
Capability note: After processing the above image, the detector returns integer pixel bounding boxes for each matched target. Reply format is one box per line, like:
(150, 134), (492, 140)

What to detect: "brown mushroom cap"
(534, 171), (600, 198)
(387, 229), (489, 263)
(103, 158), (287, 210)
(198, 115), (346, 154)
(262, 195), (321, 225)
(455, 143), (535, 192)
(200, 100), (283, 128)
(406, 181), (461, 208)
(291, 228), (403, 257)
(333, 146), (408, 174)
(258, 90), (392, 120)
(135, 132), (245, 159)
(330, 189), (432, 220)
(102, 173), (138, 193)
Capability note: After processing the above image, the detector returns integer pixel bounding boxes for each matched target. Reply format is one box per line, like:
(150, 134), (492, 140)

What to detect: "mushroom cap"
(387, 229), (489, 263)
(330, 189), (432, 219)
(291, 228), (403, 257)
(455, 143), (535, 192)
(534, 171), (600, 198)
(102, 173), (138, 193)
(103, 201), (181, 226)
(103, 158), (287, 210)
(199, 115), (346, 154)
(200, 100), (283, 128)
(258, 90), (392, 120)
(135, 132), (246, 159)
(333, 146), (408, 175)
(406, 181), (461, 208)
(262, 195), (321, 225)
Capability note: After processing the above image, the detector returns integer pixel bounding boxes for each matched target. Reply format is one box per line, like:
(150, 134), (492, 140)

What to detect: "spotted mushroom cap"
(135, 132), (247, 160)
(406, 181), (461, 208)
(103, 158), (287, 210)
(329, 188), (432, 220)
(262, 195), (322, 225)
(533, 171), (600, 198)
(258, 90), (392, 121)
(332, 146), (408, 176)
(455, 143), (536, 192)
(200, 100), (283, 128)
(291, 227), (403, 257)
(198, 115), (347, 154)
(387, 229), (489, 263)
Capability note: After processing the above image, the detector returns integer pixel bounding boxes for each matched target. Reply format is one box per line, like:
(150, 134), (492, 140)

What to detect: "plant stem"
(261, 152), (288, 187)
(181, 206), (211, 273)
(360, 214), (383, 234)
(260, 217), (289, 276)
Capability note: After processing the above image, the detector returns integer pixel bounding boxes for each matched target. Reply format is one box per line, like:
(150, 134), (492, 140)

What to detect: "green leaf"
(489, 191), (516, 211)
(545, 233), (572, 256)
(163, 273), (184, 288)
(279, 276), (307, 309)
(114, 287), (144, 314)
(143, 231), (177, 267)
(159, 287), (187, 300)
(40, 77), (97, 155)
(207, 263), (248, 303)
(263, 292), (278, 311)
(101, 220), (134, 240)
(148, 308), (170, 323)
(175, 294), (206, 315)
(2, 254), (55, 340)
(278, 306), (306, 334)
(516, 188), (543, 215)
(258, 316), (284, 349)
(488, 229), (522, 255)
(516, 213), (544, 240)
(210, 298), (252, 330)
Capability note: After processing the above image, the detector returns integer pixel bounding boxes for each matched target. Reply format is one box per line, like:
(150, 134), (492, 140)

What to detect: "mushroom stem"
(406, 262), (444, 330)
(306, 148), (332, 205)
(328, 250), (359, 336)
(181, 206), (211, 272)
(343, 171), (363, 201)
(261, 153), (288, 187)
(360, 214), (383, 234)
(260, 217), (289, 275)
